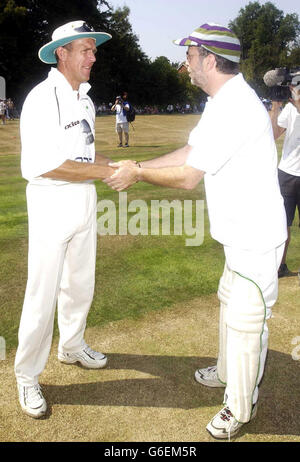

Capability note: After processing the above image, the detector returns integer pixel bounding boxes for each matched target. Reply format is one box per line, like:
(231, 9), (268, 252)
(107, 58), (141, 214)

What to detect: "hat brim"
(173, 38), (200, 46)
(173, 38), (240, 63)
(39, 32), (112, 64)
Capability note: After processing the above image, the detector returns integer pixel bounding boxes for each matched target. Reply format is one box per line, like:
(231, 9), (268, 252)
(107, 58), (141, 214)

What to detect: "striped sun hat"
(173, 23), (241, 63)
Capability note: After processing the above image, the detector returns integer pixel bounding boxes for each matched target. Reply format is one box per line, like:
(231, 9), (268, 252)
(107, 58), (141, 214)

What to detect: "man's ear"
(205, 53), (217, 71)
(56, 46), (68, 62)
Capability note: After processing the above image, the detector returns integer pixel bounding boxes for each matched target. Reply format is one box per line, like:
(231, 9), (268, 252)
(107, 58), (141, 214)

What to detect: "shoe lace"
(27, 385), (43, 405)
(220, 407), (233, 422)
(208, 365), (218, 374)
(220, 407), (237, 443)
(83, 345), (100, 359)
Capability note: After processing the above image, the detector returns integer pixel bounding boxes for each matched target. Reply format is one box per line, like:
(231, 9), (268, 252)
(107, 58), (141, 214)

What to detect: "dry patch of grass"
(1, 116), (299, 443)
(1, 285), (299, 443)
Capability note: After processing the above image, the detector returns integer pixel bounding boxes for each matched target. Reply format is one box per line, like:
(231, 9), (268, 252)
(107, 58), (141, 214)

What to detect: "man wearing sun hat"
(14, 20), (116, 419)
(105, 23), (287, 439)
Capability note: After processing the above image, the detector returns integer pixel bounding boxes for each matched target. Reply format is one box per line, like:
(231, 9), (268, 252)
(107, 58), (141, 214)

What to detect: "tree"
(229, 1), (300, 96)
(92, 5), (149, 104)
(142, 56), (180, 106)
(0, 0), (112, 104)
(3, 0), (299, 108)
(0, 1), (155, 106)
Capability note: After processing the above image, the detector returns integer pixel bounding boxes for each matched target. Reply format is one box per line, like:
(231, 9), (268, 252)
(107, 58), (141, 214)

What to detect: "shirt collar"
(48, 67), (91, 97)
(207, 73), (243, 103)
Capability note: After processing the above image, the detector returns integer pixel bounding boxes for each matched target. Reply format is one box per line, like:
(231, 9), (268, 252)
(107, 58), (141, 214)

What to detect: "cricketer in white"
(15, 21), (115, 419)
(104, 23), (287, 439)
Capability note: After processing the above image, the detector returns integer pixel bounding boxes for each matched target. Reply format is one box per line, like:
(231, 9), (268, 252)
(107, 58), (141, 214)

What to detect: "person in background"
(269, 75), (300, 278)
(0, 99), (6, 124)
(111, 92), (130, 147)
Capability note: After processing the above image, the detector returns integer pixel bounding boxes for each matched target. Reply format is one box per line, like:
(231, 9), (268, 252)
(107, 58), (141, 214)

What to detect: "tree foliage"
(0, 0), (112, 102)
(229, 1), (300, 95)
(95, 6), (149, 104)
(1, 1), (299, 106)
(0, 0), (205, 107)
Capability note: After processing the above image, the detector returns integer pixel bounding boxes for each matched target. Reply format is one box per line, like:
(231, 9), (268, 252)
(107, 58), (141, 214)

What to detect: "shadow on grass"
(133, 145), (163, 148)
(44, 354), (219, 410)
(42, 350), (299, 437)
(279, 271), (299, 278)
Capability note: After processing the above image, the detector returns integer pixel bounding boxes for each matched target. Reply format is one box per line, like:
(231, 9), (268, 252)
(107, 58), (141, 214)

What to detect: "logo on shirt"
(80, 119), (94, 145)
(65, 120), (80, 130)
(74, 119), (94, 163)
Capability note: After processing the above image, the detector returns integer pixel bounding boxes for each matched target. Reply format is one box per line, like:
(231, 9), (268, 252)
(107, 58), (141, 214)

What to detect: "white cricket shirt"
(115, 103), (129, 124)
(20, 67), (96, 184)
(277, 102), (300, 176)
(186, 73), (287, 251)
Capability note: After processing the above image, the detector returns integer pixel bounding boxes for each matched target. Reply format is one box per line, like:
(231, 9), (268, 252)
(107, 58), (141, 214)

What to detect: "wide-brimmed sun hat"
(173, 23), (241, 63)
(39, 20), (112, 64)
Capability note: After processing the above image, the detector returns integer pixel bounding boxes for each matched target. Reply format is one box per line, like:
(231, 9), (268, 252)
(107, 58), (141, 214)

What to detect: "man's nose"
(89, 51), (96, 63)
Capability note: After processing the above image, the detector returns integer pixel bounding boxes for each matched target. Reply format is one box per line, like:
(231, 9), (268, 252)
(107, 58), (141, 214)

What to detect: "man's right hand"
(103, 160), (139, 191)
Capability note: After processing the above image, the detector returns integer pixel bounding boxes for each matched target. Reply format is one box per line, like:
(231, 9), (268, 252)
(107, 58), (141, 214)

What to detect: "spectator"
(6, 98), (15, 120)
(111, 93), (130, 147)
(269, 76), (300, 277)
(0, 99), (6, 124)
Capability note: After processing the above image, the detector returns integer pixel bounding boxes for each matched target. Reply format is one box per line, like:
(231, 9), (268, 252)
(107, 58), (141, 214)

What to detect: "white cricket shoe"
(58, 345), (108, 369)
(194, 365), (225, 388)
(206, 404), (257, 440)
(18, 384), (47, 419)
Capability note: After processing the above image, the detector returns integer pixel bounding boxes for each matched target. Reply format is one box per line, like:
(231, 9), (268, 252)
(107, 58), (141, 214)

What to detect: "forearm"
(269, 103), (286, 139)
(140, 144), (192, 168)
(138, 166), (193, 189)
(42, 159), (115, 181)
(105, 163), (204, 191)
(270, 115), (284, 139)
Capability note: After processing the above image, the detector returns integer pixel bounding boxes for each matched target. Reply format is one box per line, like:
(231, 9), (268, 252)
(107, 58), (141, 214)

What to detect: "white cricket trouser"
(15, 182), (97, 387)
(217, 243), (285, 422)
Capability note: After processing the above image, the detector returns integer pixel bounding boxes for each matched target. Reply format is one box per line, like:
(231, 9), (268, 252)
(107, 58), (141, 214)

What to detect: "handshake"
(103, 160), (141, 191)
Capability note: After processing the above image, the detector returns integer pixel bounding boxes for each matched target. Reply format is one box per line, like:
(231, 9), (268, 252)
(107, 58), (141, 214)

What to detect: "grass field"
(0, 114), (299, 443)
